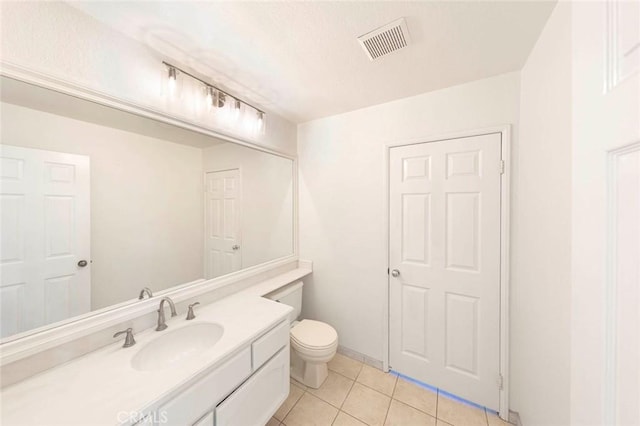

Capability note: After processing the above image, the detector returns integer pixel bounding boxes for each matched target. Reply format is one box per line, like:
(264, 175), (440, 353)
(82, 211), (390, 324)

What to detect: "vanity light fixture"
(167, 66), (177, 92)
(204, 85), (215, 109)
(162, 61), (265, 134)
(216, 91), (226, 108)
(162, 64), (183, 99)
(233, 98), (241, 116)
(257, 111), (265, 132)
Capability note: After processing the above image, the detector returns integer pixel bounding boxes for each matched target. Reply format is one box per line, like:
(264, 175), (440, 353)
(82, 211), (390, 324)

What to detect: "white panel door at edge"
(389, 133), (502, 410)
(0, 145), (90, 338)
(205, 169), (241, 279)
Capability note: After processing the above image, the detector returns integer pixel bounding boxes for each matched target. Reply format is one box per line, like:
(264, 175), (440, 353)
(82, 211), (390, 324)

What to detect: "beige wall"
(514, 3), (572, 425)
(297, 72), (520, 360)
(1, 102), (204, 309)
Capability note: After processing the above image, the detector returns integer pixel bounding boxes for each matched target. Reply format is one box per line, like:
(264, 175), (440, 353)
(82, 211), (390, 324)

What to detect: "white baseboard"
(337, 345), (383, 370)
(509, 410), (522, 426)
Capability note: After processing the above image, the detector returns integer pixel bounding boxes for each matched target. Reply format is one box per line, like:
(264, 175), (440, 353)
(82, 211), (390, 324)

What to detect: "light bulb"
(256, 111), (265, 134)
(231, 99), (241, 120)
(217, 92), (226, 108)
(167, 67), (177, 95)
(162, 65), (182, 99)
(205, 86), (214, 110)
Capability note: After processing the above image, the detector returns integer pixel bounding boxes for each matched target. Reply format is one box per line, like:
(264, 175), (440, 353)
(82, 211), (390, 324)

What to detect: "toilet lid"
(290, 319), (337, 349)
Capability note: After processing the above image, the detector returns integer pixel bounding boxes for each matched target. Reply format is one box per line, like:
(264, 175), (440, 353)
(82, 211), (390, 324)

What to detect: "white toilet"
(267, 281), (338, 388)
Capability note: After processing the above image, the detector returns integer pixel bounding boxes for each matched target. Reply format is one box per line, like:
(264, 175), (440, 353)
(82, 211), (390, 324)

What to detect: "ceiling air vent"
(357, 18), (411, 61)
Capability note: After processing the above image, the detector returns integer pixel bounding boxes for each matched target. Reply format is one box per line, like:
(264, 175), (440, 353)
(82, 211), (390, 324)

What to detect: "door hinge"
(497, 374), (504, 390)
(499, 160), (505, 175)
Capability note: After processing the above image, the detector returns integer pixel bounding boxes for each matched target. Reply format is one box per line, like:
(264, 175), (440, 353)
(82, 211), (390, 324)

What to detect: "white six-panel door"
(205, 169), (242, 279)
(0, 145), (90, 338)
(611, 144), (640, 426)
(389, 133), (502, 409)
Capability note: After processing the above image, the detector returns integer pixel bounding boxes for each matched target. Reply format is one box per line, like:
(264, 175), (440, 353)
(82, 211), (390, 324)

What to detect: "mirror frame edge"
(0, 61), (299, 365)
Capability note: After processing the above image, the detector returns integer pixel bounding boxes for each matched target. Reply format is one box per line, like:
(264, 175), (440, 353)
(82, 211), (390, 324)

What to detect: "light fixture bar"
(162, 61), (264, 114)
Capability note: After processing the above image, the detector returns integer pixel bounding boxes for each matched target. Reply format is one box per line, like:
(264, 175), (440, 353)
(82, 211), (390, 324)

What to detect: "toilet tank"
(266, 281), (303, 323)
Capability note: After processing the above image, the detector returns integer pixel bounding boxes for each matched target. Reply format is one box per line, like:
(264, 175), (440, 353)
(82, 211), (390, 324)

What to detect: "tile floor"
(268, 353), (513, 426)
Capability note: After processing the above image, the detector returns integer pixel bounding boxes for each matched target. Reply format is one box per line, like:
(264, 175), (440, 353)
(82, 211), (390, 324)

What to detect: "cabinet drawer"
(252, 320), (289, 370)
(158, 347), (251, 426)
(216, 348), (289, 426)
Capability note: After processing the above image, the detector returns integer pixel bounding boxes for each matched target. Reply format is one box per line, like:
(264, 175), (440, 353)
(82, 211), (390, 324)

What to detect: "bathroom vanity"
(0, 289), (296, 426)
(0, 53), (306, 426)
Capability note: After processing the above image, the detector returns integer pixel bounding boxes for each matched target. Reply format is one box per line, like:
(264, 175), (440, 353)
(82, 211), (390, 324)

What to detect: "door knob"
(232, 245), (240, 250)
(77, 260), (88, 267)
(391, 269), (400, 277)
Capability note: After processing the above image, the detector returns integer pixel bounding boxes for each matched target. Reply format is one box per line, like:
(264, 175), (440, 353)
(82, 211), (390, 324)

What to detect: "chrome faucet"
(138, 287), (153, 300)
(156, 297), (177, 331)
(113, 328), (136, 348)
(186, 302), (200, 320)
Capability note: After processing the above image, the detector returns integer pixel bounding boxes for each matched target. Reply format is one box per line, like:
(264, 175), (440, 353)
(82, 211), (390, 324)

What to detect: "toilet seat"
(290, 319), (338, 352)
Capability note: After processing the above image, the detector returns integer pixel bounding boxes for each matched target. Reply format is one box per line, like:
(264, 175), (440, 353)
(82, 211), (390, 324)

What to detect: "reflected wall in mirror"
(0, 76), (294, 339)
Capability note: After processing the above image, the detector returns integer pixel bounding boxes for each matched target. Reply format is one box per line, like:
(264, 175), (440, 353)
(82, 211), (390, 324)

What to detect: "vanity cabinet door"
(158, 347), (251, 426)
(215, 348), (289, 426)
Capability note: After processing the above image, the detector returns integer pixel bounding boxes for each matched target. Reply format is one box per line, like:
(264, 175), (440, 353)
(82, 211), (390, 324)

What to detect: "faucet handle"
(186, 302), (200, 320)
(113, 328), (136, 348)
(138, 287), (153, 300)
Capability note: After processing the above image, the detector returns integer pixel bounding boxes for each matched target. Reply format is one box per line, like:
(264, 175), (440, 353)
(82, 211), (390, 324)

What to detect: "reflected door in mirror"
(1, 145), (91, 338)
(205, 169), (241, 279)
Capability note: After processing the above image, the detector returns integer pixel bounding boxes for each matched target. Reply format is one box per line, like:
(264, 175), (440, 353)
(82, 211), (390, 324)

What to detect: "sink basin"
(131, 322), (224, 371)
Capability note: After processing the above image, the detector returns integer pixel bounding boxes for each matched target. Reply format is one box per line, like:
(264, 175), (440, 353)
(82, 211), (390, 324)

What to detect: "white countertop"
(0, 283), (298, 426)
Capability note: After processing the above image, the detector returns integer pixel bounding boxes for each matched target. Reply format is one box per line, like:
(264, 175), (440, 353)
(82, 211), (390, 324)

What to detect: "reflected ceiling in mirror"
(0, 76), (294, 340)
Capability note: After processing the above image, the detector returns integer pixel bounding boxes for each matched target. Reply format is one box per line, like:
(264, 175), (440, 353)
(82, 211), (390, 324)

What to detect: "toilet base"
(290, 347), (330, 389)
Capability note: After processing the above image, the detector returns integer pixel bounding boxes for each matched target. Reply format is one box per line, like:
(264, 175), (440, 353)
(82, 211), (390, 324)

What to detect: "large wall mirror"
(0, 76), (294, 340)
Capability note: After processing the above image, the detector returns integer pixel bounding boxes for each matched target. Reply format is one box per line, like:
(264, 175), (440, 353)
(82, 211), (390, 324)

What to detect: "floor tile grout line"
(390, 394), (437, 420)
(390, 373), (399, 398)
(333, 377), (362, 425)
(328, 363), (363, 381)
(282, 387), (308, 426)
(280, 386), (305, 426)
(335, 377), (363, 424)
(381, 393), (393, 426)
(305, 370), (358, 411)
(352, 378), (396, 399)
(391, 398), (439, 424)
(380, 372), (398, 426)
(339, 375), (357, 410)
(341, 381), (387, 426)
(328, 363), (401, 398)
(354, 364), (398, 397)
(291, 365), (493, 426)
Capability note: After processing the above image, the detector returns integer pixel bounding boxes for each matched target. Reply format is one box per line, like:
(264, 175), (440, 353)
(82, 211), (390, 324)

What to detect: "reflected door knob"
(77, 260), (88, 267)
(232, 245), (240, 250)
(391, 269), (400, 277)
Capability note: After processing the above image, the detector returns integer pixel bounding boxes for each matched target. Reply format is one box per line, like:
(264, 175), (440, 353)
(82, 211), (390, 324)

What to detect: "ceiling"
(68, 1), (556, 124)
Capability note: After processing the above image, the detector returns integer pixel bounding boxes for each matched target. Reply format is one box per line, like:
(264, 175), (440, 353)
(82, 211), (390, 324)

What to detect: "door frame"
(203, 167), (243, 279)
(383, 125), (511, 419)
